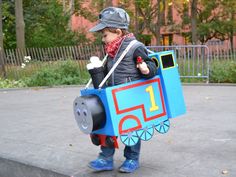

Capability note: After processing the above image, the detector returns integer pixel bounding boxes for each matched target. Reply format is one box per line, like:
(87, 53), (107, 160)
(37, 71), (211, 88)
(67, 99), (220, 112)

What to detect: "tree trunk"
(229, 12), (234, 50)
(230, 31), (234, 51)
(0, 0), (3, 49)
(63, 0), (66, 13)
(0, 0), (6, 78)
(155, 0), (163, 45)
(191, 0), (198, 44)
(69, 0), (75, 28)
(15, 0), (25, 49)
(134, 2), (138, 37)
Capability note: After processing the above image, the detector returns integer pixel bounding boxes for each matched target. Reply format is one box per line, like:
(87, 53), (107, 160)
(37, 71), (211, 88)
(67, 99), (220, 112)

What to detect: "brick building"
(71, 0), (236, 49)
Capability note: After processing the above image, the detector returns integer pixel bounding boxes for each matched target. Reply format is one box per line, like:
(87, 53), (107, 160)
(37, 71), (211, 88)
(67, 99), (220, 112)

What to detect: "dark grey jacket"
(104, 36), (157, 86)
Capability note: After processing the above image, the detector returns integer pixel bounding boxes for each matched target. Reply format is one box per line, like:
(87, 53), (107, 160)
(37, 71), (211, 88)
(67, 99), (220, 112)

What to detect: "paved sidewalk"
(0, 85), (235, 177)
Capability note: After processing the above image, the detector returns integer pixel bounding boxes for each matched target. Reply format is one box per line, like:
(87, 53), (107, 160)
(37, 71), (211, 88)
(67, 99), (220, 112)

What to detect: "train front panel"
(149, 50), (186, 118)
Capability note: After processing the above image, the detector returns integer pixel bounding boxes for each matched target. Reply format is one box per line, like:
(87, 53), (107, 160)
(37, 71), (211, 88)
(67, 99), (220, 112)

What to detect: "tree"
(179, 0), (236, 45)
(135, 0), (165, 45)
(196, 1), (221, 44)
(71, 0), (114, 44)
(24, 0), (85, 47)
(61, 0), (109, 28)
(218, 0), (236, 50)
(1, 0), (15, 49)
(15, 0), (25, 49)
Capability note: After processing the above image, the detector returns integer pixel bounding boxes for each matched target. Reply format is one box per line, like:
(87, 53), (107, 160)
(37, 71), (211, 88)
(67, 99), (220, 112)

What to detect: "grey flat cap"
(89, 7), (130, 32)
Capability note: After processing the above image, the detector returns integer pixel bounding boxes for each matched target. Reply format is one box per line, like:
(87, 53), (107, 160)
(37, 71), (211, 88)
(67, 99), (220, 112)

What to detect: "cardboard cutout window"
(161, 54), (174, 69)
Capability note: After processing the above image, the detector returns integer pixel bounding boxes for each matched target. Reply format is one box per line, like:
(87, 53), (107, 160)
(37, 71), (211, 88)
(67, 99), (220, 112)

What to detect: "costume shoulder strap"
(98, 40), (138, 88)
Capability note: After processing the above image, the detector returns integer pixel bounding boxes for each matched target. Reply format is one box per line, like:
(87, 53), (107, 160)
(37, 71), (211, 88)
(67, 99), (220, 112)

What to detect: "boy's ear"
(116, 29), (123, 36)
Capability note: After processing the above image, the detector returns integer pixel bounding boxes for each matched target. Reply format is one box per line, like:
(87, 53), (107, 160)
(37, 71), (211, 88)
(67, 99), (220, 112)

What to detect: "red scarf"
(105, 33), (134, 58)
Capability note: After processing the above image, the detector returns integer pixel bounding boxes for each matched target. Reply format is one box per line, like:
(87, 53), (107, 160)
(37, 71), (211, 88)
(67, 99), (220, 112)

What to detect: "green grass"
(4, 61), (49, 80)
(176, 57), (208, 78)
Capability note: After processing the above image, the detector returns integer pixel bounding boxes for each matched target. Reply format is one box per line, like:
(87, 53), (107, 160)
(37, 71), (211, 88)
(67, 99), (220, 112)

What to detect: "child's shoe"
(88, 158), (113, 171)
(119, 159), (139, 173)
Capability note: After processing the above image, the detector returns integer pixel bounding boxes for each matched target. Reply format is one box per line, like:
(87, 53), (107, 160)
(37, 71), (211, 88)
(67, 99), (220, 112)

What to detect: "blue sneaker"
(88, 158), (113, 171)
(119, 159), (139, 173)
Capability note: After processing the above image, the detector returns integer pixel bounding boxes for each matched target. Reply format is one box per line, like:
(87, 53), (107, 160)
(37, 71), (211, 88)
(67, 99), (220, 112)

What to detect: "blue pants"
(98, 140), (141, 161)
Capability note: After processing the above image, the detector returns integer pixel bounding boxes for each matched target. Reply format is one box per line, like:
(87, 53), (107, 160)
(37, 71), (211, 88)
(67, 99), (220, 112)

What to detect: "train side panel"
(106, 76), (168, 135)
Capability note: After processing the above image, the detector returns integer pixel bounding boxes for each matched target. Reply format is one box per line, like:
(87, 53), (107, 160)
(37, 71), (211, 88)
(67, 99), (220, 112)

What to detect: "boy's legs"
(119, 140), (141, 173)
(124, 139), (141, 160)
(99, 145), (115, 161)
(88, 146), (115, 171)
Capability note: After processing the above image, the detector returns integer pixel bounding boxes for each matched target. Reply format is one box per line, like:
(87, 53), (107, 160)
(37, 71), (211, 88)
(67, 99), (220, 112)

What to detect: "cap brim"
(89, 23), (107, 32)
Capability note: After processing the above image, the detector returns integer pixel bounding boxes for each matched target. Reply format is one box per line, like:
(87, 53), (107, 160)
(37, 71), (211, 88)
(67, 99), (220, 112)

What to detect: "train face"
(73, 50), (186, 146)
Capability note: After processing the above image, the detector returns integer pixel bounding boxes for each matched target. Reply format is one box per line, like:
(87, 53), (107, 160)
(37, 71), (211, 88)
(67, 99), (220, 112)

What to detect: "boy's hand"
(136, 56), (150, 75)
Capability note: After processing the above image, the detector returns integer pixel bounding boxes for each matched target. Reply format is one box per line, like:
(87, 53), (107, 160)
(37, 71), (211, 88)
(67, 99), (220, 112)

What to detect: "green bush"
(24, 60), (89, 87)
(209, 60), (236, 83)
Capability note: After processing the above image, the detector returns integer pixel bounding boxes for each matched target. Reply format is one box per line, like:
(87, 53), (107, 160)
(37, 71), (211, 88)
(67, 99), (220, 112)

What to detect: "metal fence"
(147, 45), (210, 82)
(0, 44), (105, 79)
(208, 45), (236, 61)
(2, 44), (105, 63)
(0, 44), (235, 82)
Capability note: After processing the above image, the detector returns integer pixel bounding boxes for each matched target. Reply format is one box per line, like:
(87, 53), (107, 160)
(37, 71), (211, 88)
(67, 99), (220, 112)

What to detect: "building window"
(184, 35), (191, 45)
(162, 34), (173, 46)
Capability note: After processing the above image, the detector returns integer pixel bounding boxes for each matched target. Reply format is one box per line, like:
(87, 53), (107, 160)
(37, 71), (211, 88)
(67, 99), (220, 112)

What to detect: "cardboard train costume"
(73, 49), (186, 148)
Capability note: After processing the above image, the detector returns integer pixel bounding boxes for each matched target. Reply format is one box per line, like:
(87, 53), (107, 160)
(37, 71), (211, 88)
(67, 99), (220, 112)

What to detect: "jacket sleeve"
(133, 46), (157, 78)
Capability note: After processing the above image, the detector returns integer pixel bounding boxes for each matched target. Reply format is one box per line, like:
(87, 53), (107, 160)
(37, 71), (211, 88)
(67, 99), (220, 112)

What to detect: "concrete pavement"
(0, 85), (236, 177)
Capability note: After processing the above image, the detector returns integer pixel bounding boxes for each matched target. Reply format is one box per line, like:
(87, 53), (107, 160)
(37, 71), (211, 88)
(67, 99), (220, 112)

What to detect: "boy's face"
(101, 29), (122, 44)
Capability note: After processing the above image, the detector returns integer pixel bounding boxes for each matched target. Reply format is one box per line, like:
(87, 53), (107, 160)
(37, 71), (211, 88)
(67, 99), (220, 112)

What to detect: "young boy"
(88, 7), (157, 173)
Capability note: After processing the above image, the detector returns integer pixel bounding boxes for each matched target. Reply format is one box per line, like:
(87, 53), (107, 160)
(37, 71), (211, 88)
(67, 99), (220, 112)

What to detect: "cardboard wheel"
(136, 126), (154, 141)
(120, 131), (139, 146)
(155, 119), (170, 134)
